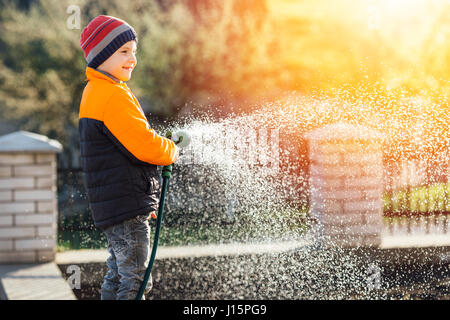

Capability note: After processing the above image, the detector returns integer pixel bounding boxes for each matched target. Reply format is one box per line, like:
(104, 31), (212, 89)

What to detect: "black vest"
(79, 118), (160, 229)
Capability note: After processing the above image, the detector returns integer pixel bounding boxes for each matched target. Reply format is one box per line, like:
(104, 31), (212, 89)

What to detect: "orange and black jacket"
(79, 67), (178, 229)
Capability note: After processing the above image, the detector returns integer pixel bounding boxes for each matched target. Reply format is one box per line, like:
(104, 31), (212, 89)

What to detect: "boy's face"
(97, 40), (137, 82)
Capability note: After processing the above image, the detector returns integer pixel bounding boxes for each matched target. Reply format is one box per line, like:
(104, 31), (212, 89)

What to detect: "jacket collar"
(86, 67), (123, 84)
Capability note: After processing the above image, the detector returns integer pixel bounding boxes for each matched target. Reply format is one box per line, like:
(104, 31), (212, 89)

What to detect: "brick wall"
(306, 123), (384, 247)
(0, 153), (58, 263)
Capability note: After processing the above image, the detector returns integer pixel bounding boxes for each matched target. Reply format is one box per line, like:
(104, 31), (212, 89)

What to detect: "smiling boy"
(97, 39), (137, 81)
(78, 15), (178, 300)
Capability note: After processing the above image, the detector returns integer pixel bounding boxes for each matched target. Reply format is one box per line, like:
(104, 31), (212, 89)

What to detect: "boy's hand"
(149, 212), (157, 220)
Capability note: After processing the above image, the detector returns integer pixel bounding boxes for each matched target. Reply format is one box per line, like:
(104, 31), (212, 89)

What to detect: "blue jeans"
(101, 214), (152, 300)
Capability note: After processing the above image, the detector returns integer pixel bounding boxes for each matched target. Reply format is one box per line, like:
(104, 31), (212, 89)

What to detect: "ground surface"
(57, 246), (450, 300)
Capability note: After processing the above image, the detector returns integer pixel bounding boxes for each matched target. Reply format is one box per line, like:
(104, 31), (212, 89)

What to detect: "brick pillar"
(0, 131), (62, 263)
(305, 123), (384, 247)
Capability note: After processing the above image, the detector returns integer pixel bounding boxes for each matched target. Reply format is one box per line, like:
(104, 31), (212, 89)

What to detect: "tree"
(0, 0), (86, 166)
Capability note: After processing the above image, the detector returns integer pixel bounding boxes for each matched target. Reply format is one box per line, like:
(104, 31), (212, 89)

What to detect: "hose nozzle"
(170, 130), (191, 149)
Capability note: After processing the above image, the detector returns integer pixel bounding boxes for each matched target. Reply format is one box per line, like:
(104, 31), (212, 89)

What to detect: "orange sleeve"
(103, 88), (178, 166)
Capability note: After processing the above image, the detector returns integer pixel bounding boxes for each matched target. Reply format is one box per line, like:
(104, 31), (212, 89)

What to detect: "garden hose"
(136, 163), (172, 300)
(136, 130), (190, 300)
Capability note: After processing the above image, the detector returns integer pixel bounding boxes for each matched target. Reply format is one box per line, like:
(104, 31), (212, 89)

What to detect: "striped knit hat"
(80, 15), (137, 69)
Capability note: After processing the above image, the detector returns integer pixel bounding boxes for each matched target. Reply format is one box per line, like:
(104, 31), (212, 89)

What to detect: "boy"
(78, 15), (178, 300)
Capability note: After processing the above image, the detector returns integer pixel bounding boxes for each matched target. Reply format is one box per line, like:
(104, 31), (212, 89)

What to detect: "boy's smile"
(97, 40), (137, 82)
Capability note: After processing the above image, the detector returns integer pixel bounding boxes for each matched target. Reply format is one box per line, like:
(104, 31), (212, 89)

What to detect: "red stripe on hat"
(80, 16), (110, 51)
(83, 19), (125, 57)
(81, 16), (112, 49)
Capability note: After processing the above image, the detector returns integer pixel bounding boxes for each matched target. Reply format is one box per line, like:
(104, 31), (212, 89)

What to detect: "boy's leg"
(100, 241), (120, 300)
(114, 215), (152, 300)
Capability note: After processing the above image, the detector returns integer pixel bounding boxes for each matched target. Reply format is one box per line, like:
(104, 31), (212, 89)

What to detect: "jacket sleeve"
(103, 88), (178, 166)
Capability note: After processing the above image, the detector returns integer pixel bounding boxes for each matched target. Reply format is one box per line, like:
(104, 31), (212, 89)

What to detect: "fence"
(56, 158), (450, 249)
(57, 168), (106, 249)
(383, 159), (449, 235)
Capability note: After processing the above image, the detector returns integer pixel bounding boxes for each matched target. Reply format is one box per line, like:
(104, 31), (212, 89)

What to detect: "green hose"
(136, 130), (190, 300)
(136, 163), (172, 300)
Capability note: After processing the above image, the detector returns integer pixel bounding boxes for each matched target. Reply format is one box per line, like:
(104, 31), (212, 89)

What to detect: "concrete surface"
(0, 262), (76, 300)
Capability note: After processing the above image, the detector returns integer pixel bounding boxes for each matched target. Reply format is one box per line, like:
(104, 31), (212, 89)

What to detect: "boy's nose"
(128, 54), (137, 66)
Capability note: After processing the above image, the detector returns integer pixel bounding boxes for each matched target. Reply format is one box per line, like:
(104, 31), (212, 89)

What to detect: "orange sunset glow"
(222, 0), (449, 165)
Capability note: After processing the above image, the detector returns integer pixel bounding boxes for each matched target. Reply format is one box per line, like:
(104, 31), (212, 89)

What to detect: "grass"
(57, 229), (107, 251)
(57, 182), (448, 250)
(57, 206), (309, 250)
(157, 206), (310, 246)
(383, 182), (450, 214)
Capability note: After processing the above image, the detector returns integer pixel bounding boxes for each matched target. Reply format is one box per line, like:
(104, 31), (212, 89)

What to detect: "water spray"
(136, 129), (191, 300)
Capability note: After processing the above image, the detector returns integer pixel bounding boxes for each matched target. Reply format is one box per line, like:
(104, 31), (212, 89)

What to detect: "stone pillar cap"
(304, 122), (384, 141)
(0, 130), (62, 153)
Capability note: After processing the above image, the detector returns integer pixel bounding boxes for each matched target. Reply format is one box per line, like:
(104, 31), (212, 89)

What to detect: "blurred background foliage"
(0, 0), (449, 166)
